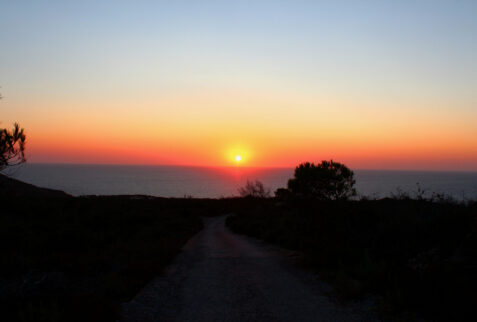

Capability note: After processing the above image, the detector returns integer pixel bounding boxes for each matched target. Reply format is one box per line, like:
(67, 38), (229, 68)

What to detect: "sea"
(6, 163), (477, 201)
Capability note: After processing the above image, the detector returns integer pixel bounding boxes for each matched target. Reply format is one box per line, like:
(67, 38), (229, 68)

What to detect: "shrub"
(238, 180), (271, 198)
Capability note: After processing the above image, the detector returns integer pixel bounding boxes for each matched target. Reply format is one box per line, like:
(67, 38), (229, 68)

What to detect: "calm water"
(7, 163), (477, 200)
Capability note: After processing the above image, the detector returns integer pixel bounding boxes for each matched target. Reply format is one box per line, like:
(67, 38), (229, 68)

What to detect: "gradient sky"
(1, 1), (476, 170)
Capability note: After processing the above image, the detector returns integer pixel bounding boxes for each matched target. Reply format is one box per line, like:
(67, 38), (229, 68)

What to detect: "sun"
(225, 145), (250, 166)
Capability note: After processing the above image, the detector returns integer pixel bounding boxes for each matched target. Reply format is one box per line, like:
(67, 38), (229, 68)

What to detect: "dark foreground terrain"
(0, 175), (210, 321)
(227, 197), (477, 321)
(2, 174), (477, 321)
(0, 175), (258, 321)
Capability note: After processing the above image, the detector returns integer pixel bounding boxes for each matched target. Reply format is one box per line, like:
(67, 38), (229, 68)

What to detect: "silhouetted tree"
(238, 180), (271, 198)
(0, 123), (26, 172)
(0, 91), (26, 171)
(287, 160), (356, 200)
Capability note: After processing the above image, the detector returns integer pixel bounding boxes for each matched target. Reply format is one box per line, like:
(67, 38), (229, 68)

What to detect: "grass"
(226, 197), (477, 321)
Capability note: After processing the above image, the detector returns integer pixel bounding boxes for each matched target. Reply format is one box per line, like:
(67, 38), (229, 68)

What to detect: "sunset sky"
(1, 1), (476, 170)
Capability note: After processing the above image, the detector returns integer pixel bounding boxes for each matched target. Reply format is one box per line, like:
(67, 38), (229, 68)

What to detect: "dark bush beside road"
(0, 195), (204, 322)
(226, 198), (477, 321)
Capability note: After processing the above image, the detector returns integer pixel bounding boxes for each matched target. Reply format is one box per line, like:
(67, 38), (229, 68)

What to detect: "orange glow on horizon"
(6, 90), (477, 171)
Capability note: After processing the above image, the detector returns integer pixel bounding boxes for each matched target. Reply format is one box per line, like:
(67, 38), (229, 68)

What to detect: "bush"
(0, 196), (204, 322)
(238, 180), (271, 198)
(274, 188), (292, 200)
(226, 198), (477, 321)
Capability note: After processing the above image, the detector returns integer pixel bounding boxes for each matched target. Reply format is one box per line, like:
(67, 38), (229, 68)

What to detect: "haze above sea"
(7, 164), (477, 201)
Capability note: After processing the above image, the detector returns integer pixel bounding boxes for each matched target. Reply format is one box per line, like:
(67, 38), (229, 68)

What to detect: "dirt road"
(122, 215), (378, 322)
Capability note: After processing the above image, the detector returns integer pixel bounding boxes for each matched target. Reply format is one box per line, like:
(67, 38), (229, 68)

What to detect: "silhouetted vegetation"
(3, 159), (476, 321)
(286, 160), (356, 200)
(238, 180), (271, 198)
(0, 123), (26, 171)
(227, 197), (477, 321)
(0, 193), (210, 321)
(228, 160), (477, 320)
(0, 171), (269, 322)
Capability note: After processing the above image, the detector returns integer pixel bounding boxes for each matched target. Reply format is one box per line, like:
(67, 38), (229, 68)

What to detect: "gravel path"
(122, 215), (379, 322)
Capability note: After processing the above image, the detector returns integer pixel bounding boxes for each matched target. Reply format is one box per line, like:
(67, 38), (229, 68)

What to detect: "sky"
(1, 0), (476, 170)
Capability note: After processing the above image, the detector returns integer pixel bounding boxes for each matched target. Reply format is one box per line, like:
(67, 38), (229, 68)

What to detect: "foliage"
(226, 198), (477, 321)
(0, 195), (204, 322)
(0, 123), (26, 171)
(274, 188), (292, 200)
(238, 180), (271, 198)
(287, 160), (356, 200)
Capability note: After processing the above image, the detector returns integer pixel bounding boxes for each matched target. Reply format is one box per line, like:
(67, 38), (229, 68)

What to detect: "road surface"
(122, 215), (378, 322)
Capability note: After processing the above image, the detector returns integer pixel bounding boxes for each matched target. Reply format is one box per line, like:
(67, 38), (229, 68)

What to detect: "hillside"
(0, 173), (70, 197)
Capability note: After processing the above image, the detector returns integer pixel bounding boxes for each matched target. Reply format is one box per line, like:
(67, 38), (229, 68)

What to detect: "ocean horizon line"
(22, 162), (477, 174)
